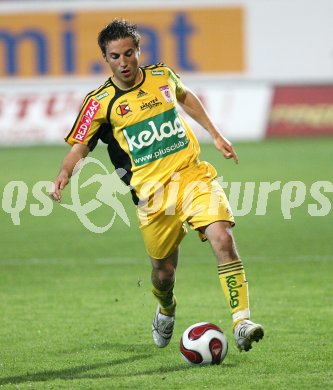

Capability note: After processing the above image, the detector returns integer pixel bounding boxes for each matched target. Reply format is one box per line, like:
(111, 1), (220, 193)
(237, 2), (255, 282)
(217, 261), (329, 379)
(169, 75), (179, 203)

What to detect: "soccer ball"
(180, 322), (228, 366)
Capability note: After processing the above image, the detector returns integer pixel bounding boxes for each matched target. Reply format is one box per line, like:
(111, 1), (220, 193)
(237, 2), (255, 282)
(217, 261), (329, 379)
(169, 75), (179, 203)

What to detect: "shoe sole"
(152, 329), (172, 348)
(238, 326), (264, 352)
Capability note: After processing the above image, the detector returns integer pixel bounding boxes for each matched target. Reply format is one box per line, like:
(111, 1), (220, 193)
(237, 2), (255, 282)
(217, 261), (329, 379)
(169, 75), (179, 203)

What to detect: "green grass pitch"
(0, 138), (332, 389)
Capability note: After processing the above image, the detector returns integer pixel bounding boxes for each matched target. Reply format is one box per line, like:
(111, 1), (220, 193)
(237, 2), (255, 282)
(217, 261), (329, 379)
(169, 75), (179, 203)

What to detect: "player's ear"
(102, 52), (108, 63)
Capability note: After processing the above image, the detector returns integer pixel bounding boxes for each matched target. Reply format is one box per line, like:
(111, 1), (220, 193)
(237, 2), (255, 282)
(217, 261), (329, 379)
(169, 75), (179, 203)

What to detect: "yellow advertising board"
(0, 7), (244, 77)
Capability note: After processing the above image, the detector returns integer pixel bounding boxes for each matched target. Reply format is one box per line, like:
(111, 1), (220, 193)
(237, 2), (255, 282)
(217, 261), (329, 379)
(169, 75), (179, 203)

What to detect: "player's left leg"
(137, 182), (187, 348)
(202, 221), (264, 351)
(151, 248), (178, 348)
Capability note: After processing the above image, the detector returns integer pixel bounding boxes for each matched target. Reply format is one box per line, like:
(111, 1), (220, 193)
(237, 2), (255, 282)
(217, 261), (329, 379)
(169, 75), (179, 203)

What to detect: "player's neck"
(112, 67), (142, 90)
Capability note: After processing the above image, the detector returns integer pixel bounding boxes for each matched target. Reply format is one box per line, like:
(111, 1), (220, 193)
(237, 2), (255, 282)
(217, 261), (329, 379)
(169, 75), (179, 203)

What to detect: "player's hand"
(213, 135), (239, 164)
(49, 173), (69, 203)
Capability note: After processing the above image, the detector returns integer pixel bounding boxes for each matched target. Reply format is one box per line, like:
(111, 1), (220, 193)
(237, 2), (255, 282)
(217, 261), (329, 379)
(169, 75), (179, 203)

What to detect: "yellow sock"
(218, 260), (250, 328)
(152, 285), (176, 316)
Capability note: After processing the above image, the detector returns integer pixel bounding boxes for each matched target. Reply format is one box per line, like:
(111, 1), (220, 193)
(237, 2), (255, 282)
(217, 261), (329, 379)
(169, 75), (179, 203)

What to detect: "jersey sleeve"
(166, 66), (186, 99)
(65, 96), (106, 148)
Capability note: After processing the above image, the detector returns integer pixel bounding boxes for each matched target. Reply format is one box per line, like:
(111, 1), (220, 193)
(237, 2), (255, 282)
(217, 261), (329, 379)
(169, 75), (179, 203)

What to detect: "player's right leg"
(202, 221), (264, 352)
(182, 161), (264, 352)
(151, 248), (178, 347)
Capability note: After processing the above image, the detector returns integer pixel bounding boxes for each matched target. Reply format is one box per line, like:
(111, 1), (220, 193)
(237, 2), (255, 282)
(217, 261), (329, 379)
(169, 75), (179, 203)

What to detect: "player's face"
(103, 37), (141, 89)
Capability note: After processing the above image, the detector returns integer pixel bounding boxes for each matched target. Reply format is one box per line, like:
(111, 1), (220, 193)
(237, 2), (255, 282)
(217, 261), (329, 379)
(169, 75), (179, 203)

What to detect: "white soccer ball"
(180, 322), (228, 366)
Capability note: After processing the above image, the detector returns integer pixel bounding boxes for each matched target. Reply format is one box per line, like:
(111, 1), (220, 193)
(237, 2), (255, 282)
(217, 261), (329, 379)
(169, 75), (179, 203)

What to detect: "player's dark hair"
(98, 18), (140, 54)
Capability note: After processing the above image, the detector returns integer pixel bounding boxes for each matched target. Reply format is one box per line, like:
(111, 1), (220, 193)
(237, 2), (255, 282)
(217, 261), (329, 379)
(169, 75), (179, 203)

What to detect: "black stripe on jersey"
(104, 75), (152, 204)
(65, 79), (112, 141)
(142, 62), (165, 70)
(106, 132), (139, 205)
(106, 70), (147, 122)
(102, 74), (152, 205)
(83, 79), (112, 107)
(106, 86), (126, 125)
(84, 121), (139, 204)
(86, 123), (108, 152)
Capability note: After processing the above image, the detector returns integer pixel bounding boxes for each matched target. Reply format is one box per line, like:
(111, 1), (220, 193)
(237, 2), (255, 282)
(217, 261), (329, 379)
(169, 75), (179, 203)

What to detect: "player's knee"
(151, 260), (176, 287)
(221, 227), (235, 248)
(208, 223), (232, 245)
(207, 223), (238, 260)
(214, 231), (234, 253)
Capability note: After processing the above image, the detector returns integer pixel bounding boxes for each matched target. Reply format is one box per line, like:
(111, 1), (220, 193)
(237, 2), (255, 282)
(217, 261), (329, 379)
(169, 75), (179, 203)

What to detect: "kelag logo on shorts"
(123, 108), (189, 166)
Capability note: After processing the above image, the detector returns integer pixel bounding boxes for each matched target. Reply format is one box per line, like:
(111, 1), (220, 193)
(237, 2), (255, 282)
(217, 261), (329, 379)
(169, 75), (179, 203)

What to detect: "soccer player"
(50, 19), (264, 352)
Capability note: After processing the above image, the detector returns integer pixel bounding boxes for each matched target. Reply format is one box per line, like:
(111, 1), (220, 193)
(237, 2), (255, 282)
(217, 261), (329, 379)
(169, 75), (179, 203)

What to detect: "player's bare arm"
(178, 87), (239, 164)
(50, 143), (90, 202)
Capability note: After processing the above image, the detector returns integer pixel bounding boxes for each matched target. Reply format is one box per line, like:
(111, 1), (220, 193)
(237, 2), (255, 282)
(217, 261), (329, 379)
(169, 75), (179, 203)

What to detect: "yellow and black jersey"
(65, 64), (200, 204)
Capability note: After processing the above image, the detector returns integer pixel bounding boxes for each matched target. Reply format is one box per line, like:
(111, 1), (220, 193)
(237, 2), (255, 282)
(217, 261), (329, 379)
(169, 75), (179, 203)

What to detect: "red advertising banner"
(267, 85), (333, 137)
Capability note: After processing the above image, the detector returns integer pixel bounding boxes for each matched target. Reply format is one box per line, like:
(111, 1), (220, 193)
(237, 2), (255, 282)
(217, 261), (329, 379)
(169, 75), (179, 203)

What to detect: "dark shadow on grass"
(0, 359), (235, 385)
(0, 342), (236, 385)
(77, 362), (236, 380)
(0, 354), (150, 385)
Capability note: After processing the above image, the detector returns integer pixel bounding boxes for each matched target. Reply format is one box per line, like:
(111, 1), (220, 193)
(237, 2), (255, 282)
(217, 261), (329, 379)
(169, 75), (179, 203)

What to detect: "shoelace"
(236, 324), (249, 337)
(153, 316), (174, 337)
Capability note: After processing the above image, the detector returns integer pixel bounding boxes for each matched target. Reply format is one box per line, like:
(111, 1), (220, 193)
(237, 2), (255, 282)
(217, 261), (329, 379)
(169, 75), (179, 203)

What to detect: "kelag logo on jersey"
(123, 108), (189, 166)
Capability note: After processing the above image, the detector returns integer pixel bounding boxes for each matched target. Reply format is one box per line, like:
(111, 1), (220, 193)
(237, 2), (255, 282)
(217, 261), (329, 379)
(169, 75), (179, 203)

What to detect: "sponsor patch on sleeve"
(73, 99), (100, 142)
(159, 85), (174, 103)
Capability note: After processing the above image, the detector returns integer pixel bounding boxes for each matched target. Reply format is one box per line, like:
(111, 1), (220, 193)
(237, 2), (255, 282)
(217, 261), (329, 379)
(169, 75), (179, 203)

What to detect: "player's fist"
(49, 173), (69, 202)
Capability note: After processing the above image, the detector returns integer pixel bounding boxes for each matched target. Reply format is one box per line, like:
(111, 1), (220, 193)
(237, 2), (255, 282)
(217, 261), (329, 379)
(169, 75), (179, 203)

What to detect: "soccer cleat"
(234, 320), (264, 352)
(152, 305), (175, 348)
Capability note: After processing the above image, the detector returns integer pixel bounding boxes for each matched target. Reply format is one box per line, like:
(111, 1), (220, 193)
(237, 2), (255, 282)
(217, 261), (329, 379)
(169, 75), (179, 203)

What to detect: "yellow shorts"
(137, 161), (235, 259)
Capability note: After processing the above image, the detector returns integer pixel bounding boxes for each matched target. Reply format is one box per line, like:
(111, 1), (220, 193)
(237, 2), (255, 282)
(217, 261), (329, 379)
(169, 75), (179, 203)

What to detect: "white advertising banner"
(0, 80), (86, 146)
(182, 77), (272, 141)
(0, 78), (272, 146)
